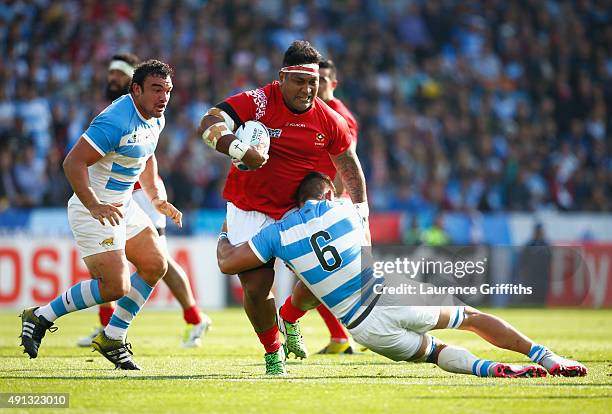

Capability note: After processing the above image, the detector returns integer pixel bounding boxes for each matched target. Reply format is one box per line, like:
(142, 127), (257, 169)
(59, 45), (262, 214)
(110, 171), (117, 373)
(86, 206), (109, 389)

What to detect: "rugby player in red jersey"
(198, 40), (369, 374)
(279, 59), (360, 355)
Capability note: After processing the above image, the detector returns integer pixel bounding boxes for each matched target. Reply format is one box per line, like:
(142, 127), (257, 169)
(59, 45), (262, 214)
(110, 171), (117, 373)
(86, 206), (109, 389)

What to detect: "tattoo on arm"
(332, 147), (367, 203)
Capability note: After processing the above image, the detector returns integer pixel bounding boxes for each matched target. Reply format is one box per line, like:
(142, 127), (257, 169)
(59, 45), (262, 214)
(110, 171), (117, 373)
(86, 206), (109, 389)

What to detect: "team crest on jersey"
(99, 237), (114, 247)
(267, 128), (282, 139)
(315, 133), (326, 147)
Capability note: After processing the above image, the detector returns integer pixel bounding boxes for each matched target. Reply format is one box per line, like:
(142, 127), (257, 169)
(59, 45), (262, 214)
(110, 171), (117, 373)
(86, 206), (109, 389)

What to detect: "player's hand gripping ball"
(232, 121), (270, 171)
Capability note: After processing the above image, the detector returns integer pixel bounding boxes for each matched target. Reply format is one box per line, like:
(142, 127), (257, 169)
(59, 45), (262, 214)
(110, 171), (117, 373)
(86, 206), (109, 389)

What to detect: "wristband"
(354, 201), (370, 218)
(218, 231), (228, 242)
(228, 139), (250, 160)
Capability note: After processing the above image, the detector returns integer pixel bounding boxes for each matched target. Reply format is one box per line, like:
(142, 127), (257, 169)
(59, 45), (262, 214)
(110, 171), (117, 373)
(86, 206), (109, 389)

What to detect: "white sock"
(437, 346), (496, 376)
(529, 343), (557, 371)
(446, 307), (466, 329)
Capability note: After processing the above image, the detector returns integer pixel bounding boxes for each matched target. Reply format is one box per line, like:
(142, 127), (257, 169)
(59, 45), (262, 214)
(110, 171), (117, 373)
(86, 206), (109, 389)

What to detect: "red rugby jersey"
(220, 81), (352, 219)
(315, 97), (359, 180)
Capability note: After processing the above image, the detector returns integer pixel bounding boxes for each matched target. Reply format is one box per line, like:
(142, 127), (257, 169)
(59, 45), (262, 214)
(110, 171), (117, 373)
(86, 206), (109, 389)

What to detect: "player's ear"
(324, 189), (334, 201)
(132, 83), (141, 96)
(279, 71), (285, 84)
(331, 79), (338, 89)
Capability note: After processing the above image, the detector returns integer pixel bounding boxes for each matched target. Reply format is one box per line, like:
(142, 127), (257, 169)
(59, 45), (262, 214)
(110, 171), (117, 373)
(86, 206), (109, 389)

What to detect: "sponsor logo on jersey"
(315, 133), (326, 147)
(286, 122), (306, 128)
(266, 128), (282, 139)
(99, 237), (115, 247)
(127, 130), (150, 144)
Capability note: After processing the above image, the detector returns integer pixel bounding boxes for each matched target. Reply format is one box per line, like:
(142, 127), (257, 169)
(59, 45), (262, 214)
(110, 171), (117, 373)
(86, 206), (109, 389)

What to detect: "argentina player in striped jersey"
(217, 172), (587, 377)
(74, 53), (211, 350)
(19, 60), (183, 370)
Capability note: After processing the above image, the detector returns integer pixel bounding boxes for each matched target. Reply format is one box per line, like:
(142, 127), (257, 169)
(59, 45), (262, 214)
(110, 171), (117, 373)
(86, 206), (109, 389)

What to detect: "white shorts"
(226, 202), (297, 289)
(133, 189), (166, 230)
(226, 202), (278, 245)
(348, 306), (443, 361)
(67, 194), (153, 258)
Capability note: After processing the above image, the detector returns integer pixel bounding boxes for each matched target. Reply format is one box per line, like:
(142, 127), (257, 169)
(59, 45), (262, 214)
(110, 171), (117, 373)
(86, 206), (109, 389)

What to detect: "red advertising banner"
(547, 243), (612, 307)
(0, 237), (226, 309)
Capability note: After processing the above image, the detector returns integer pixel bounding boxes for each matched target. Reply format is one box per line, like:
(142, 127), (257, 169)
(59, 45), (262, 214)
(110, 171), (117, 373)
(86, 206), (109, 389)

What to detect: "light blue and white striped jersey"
(81, 94), (164, 204)
(249, 199), (375, 326)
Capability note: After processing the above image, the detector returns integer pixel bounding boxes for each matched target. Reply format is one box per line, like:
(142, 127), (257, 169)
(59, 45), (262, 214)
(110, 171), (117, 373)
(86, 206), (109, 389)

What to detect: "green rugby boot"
(278, 311), (308, 359)
(91, 331), (141, 370)
(264, 345), (287, 375)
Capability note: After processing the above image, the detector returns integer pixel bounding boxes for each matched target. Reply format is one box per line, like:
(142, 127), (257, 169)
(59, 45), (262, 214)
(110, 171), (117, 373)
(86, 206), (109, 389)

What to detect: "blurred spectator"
(421, 213), (450, 246)
(526, 222), (550, 247)
(12, 140), (47, 207)
(42, 145), (71, 206)
(402, 216), (422, 246)
(518, 222), (551, 304)
(0, 0), (609, 213)
(0, 146), (18, 209)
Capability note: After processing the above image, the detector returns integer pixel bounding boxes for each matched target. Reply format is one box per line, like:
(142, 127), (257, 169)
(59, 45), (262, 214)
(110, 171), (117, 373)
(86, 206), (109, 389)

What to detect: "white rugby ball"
(232, 120), (270, 171)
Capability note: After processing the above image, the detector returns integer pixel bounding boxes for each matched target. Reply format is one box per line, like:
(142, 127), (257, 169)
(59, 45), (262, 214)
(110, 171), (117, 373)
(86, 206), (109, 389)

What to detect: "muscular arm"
(197, 109), (266, 169)
(217, 238), (266, 275)
(62, 137), (104, 209)
(63, 137), (123, 226)
(331, 145), (367, 204)
(331, 145), (371, 244)
(138, 154), (163, 201)
(139, 154), (183, 227)
(332, 173), (345, 197)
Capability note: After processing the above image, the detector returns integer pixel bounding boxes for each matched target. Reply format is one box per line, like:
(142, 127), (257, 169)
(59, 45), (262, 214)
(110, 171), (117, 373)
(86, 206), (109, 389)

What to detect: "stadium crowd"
(0, 0), (609, 213)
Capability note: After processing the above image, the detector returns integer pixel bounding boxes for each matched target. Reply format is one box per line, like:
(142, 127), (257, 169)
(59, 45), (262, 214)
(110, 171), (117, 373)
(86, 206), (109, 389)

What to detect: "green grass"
(1, 308), (611, 414)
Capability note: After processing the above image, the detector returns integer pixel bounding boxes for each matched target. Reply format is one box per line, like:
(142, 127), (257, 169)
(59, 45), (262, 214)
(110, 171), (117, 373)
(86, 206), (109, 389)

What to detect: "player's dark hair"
(130, 59), (173, 91)
(318, 59), (337, 80)
(282, 40), (322, 67)
(295, 172), (336, 204)
(111, 52), (140, 68)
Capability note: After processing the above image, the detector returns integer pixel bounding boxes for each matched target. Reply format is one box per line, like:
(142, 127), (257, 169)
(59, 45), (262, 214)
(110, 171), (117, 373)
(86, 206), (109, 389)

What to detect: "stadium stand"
(0, 0), (609, 214)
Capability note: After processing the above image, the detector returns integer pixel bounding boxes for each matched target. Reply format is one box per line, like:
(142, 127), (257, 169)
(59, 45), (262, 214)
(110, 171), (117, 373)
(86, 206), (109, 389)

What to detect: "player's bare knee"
(138, 254), (168, 283)
(101, 280), (131, 301)
(239, 272), (274, 302)
(242, 282), (271, 302)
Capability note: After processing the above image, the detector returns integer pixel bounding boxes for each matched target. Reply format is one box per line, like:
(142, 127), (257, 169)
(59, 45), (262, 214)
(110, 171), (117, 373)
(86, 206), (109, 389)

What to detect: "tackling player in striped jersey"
(19, 60), (182, 370)
(217, 172), (587, 378)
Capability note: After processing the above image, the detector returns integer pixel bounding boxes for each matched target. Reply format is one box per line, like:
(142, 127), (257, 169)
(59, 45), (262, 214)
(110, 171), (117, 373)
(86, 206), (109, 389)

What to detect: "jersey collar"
(128, 94), (155, 124)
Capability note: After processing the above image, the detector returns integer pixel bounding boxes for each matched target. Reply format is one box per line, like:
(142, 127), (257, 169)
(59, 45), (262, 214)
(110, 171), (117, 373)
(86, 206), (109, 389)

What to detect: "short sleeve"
(248, 222), (281, 263)
(326, 112), (352, 156)
(221, 85), (270, 125)
(82, 111), (123, 155)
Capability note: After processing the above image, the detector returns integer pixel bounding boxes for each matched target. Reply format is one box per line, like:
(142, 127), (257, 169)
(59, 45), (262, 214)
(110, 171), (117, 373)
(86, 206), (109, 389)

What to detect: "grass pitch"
(0, 307), (610, 414)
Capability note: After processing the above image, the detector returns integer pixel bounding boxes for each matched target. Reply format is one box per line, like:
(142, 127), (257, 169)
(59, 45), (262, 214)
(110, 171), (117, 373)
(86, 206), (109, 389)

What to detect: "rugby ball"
(232, 120), (270, 171)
